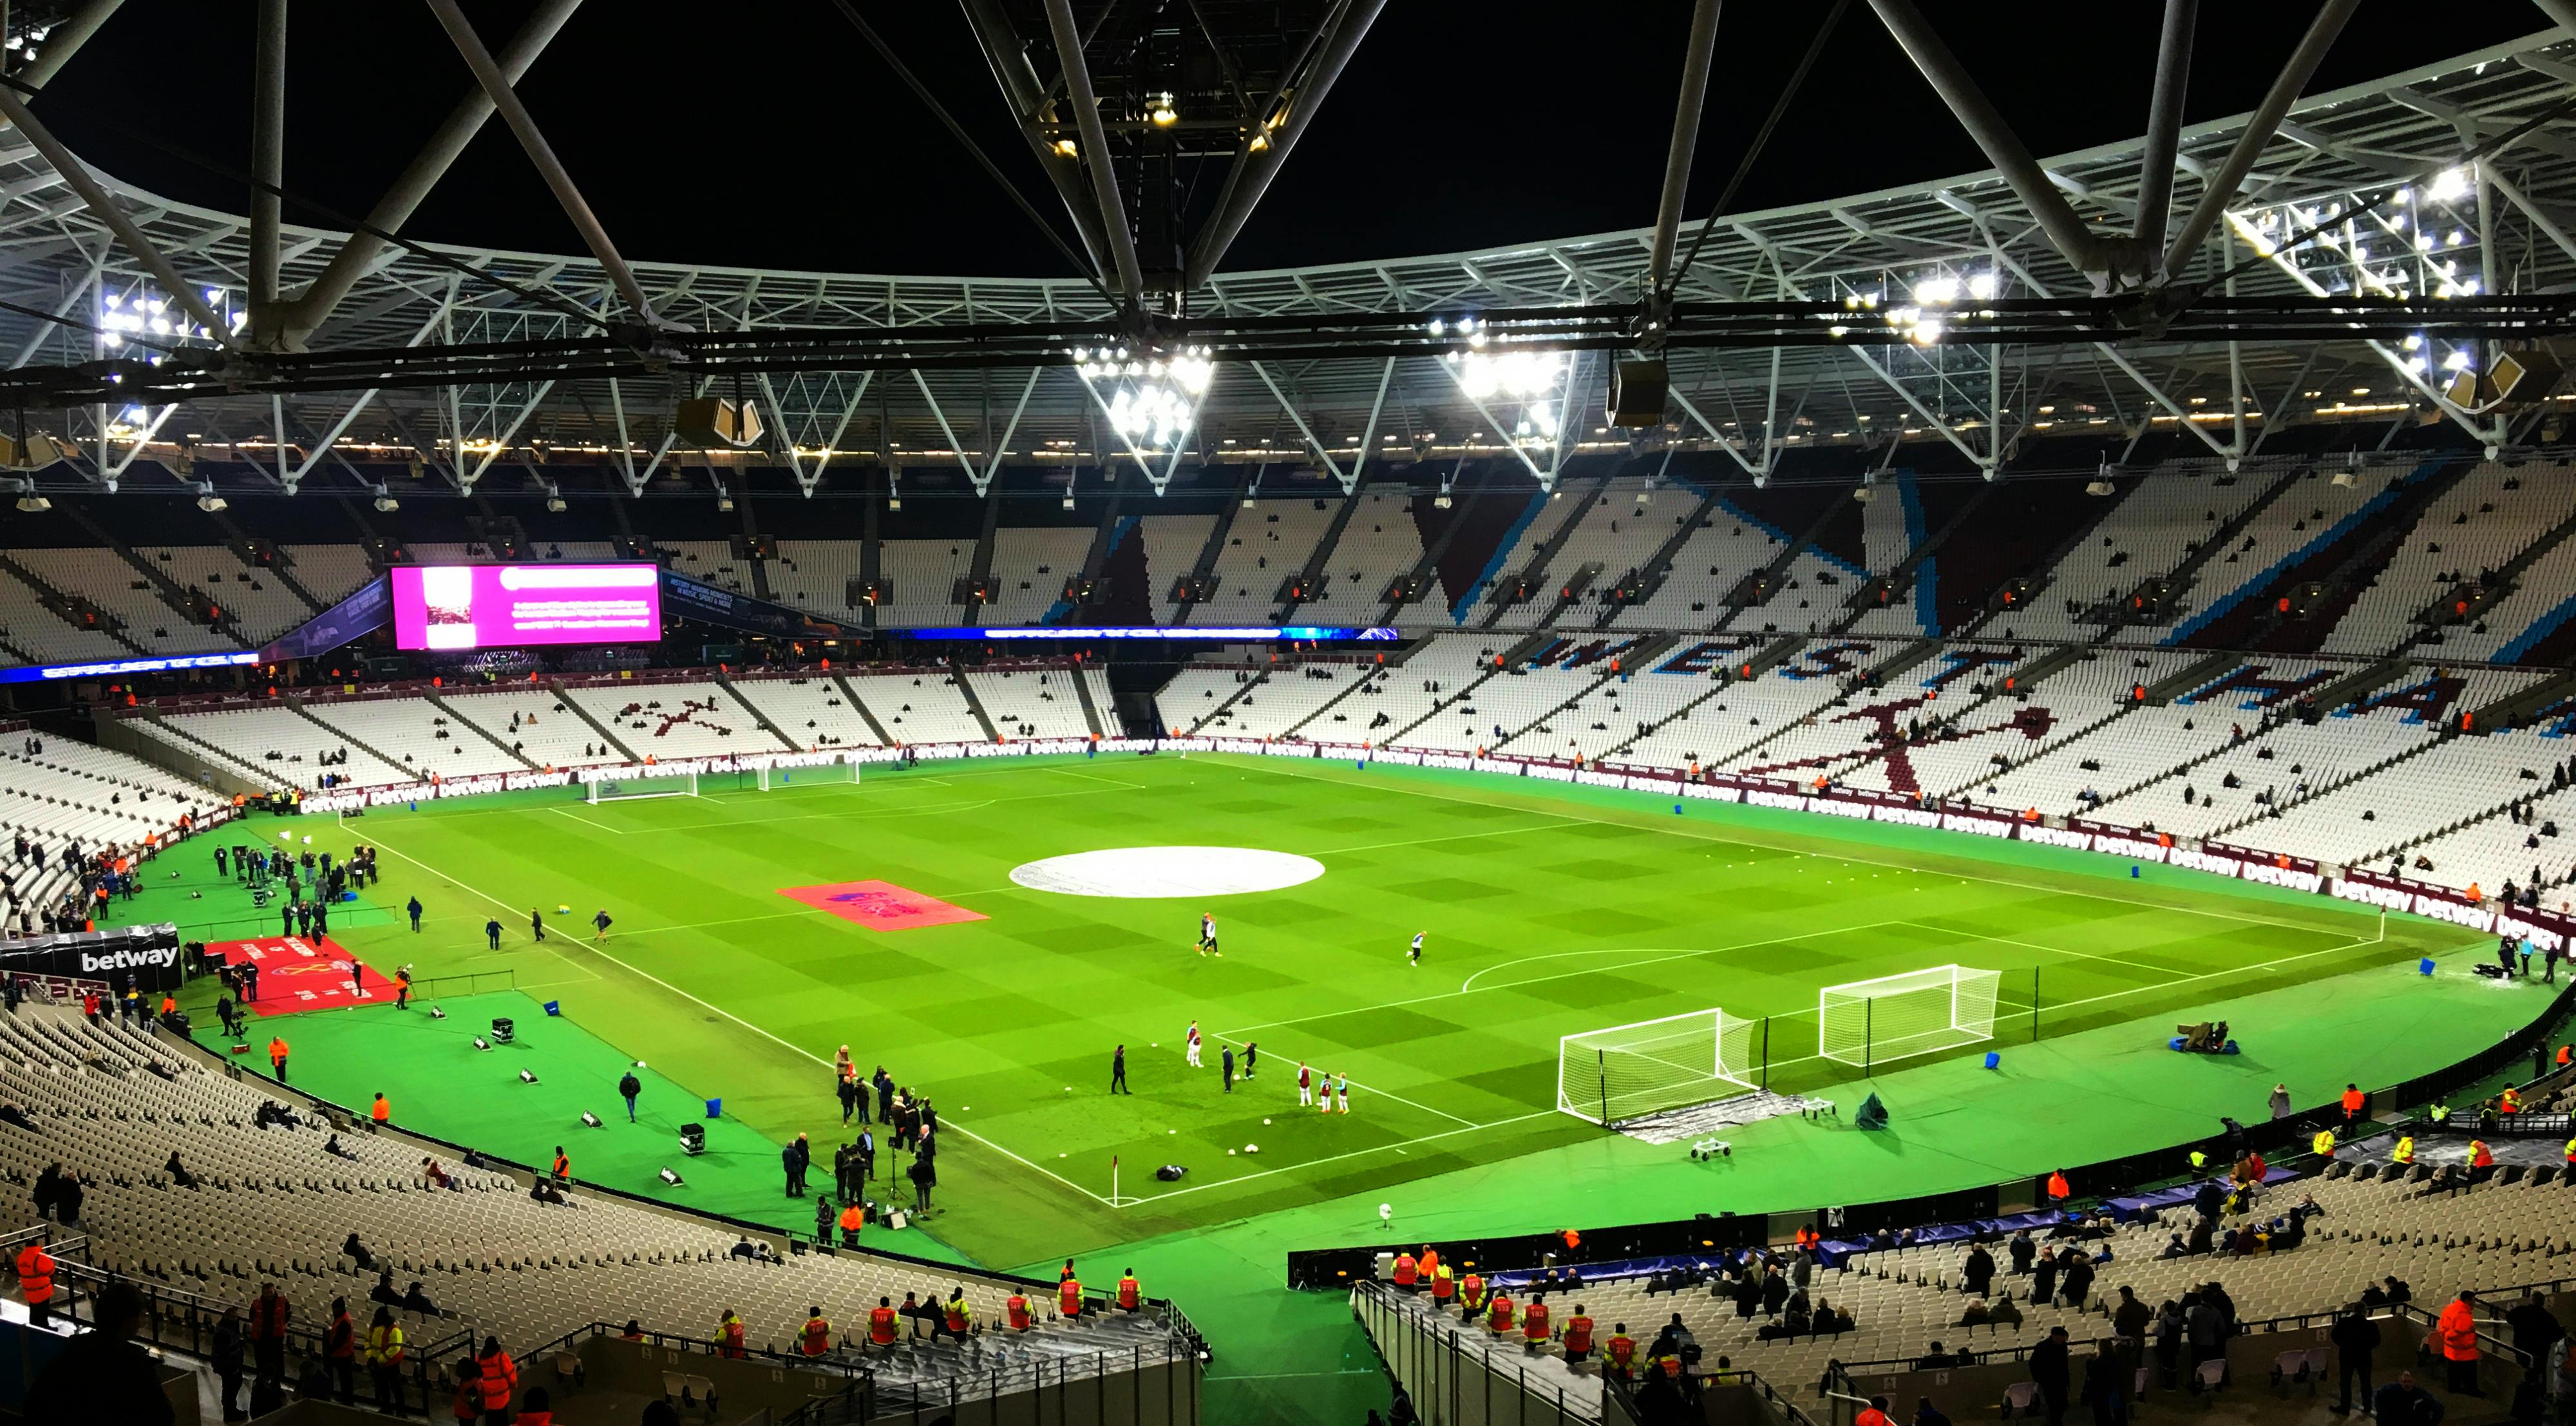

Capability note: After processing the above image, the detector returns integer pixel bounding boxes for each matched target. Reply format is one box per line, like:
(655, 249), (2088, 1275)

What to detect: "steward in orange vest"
(1392, 1251), (1417, 1288)
(1522, 1298), (1551, 1348)
(1006, 1292), (1034, 1331)
(15, 1242), (53, 1325)
(1562, 1307), (1595, 1361)
(714, 1311), (746, 1358)
(476, 1341), (518, 1414)
(1429, 1262), (1455, 1304)
(838, 1203), (864, 1244)
(1605, 1327), (1637, 1379)
(1058, 1276), (1083, 1318)
(867, 1298), (900, 1346)
(1486, 1291), (1515, 1335)
(1117, 1272), (1141, 1311)
(1459, 1273), (1486, 1315)
(799, 1310), (831, 1356)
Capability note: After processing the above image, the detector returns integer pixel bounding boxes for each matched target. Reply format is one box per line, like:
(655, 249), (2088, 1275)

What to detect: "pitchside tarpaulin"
(0, 923), (184, 992)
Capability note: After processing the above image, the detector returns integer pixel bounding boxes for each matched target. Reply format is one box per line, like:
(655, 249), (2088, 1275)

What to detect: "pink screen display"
(389, 563), (662, 651)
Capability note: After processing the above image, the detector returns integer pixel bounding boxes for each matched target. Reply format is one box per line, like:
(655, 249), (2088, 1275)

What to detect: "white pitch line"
(1311, 816), (1580, 859)
(1897, 920), (2200, 982)
(1226, 754), (2387, 938)
(354, 821), (1117, 1208)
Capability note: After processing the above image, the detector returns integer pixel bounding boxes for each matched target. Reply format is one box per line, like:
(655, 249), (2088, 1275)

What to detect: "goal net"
(1557, 1008), (1756, 1127)
(746, 763), (860, 792)
(1818, 964), (2001, 1071)
(585, 770), (698, 803)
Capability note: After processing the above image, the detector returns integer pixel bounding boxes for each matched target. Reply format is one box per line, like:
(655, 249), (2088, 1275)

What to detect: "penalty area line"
(352, 821), (1118, 1209)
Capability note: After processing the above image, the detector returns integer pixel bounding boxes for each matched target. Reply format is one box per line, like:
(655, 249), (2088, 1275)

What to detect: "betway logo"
(78, 947), (178, 973)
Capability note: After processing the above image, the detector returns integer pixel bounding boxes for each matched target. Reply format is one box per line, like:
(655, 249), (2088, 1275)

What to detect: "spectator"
(2029, 1326), (2071, 1424)
(343, 1232), (374, 1273)
(2060, 1253), (2095, 1309)
(1960, 1244), (1994, 1298)
(402, 1281), (440, 1316)
(2079, 1345), (2125, 1425)
(2185, 1293), (2224, 1374)
(2506, 1293), (2560, 1381)
(1911, 1398), (1953, 1426)
(2330, 1300), (2380, 1415)
(23, 1281), (173, 1425)
(213, 1306), (246, 1423)
(2268, 1083), (2292, 1118)
(2370, 1369), (2445, 1425)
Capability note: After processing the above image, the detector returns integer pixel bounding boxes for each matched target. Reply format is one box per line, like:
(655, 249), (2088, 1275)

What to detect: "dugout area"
(133, 751), (2533, 1425)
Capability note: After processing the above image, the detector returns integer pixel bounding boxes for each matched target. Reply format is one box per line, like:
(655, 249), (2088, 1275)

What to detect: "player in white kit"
(1185, 1020), (1202, 1067)
(1297, 1063), (1314, 1107)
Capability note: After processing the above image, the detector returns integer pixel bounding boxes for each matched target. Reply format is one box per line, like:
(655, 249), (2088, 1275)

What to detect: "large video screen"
(390, 563), (663, 651)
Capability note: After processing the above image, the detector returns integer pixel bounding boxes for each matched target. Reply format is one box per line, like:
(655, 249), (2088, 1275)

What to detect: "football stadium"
(14, 4), (2576, 1425)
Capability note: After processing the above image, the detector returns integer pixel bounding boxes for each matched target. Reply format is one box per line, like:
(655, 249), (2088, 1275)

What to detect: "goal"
(744, 762), (860, 792)
(1557, 1008), (1756, 1127)
(1818, 964), (2001, 1072)
(585, 770), (698, 803)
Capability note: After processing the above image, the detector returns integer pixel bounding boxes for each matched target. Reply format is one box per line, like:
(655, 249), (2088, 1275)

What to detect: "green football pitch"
(137, 749), (2536, 1424)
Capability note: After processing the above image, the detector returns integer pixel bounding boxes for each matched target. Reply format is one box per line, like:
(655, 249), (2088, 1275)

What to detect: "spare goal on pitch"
(585, 770), (698, 803)
(1557, 1008), (1756, 1127)
(1819, 964), (2001, 1071)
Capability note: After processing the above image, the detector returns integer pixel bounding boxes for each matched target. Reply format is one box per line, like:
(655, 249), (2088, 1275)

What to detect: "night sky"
(32, 1), (2554, 279)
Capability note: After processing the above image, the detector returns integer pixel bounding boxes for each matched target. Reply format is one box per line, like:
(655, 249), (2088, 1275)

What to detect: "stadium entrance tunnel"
(1008, 846), (1326, 898)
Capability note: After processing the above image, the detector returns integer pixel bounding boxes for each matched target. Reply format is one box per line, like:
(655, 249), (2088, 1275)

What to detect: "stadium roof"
(5, 7), (2576, 503)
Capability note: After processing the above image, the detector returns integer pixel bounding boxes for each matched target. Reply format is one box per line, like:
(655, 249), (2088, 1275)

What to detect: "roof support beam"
(2132, 0), (2196, 249)
(1864, 0), (2106, 278)
(982, 366), (1039, 486)
(1183, 0), (1388, 290)
(2162, 0), (2359, 280)
(2488, 167), (2576, 268)
(953, 0), (1115, 287)
(284, 0), (582, 347)
(0, 86), (232, 344)
(1647, 0), (1724, 294)
(422, 0), (654, 323)
(285, 286), (458, 491)
(1247, 360), (1351, 487)
(1040, 0), (1146, 311)
(246, 0), (287, 341)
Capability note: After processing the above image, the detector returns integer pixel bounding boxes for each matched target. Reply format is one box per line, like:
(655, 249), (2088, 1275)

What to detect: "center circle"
(1008, 846), (1325, 898)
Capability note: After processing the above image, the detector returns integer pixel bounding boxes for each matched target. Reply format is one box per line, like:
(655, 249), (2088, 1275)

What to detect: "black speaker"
(1607, 359), (1669, 428)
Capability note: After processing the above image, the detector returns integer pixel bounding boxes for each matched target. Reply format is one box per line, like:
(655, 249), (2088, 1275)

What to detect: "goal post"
(1556, 1008), (1756, 1127)
(585, 769), (699, 804)
(1818, 964), (2002, 1072)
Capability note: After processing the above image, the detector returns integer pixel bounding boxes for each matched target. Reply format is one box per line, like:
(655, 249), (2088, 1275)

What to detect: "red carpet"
(775, 880), (987, 931)
(210, 936), (400, 1014)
